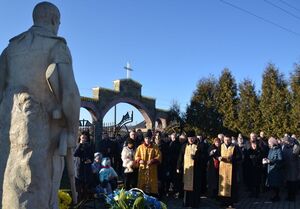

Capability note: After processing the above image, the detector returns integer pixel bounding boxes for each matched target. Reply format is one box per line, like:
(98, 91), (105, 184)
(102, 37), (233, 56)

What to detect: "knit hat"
(94, 152), (102, 158)
(94, 152), (102, 160)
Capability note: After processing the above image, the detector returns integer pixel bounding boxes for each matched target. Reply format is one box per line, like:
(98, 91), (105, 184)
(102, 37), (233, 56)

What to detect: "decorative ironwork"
(115, 111), (133, 134)
(102, 111), (134, 136)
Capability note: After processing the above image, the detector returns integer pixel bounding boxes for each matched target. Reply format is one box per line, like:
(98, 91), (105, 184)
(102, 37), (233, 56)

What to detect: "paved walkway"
(77, 187), (300, 209)
(164, 188), (300, 209)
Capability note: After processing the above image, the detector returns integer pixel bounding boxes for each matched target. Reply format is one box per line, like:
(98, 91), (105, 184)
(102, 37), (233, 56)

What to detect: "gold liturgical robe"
(135, 143), (161, 194)
(183, 144), (197, 191)
(218, 143), (235, 197)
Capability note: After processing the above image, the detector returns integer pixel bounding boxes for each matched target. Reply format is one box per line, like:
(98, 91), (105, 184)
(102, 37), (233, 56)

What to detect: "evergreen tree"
(289, 63), (300, 136)
(160, 100), (184, 134)
(167, 100), (184, 128)
(237, 79), (261, 137)
(259, 64), (290, 137)
(215, 69), (238, 135)
(185, 76), (221, 137)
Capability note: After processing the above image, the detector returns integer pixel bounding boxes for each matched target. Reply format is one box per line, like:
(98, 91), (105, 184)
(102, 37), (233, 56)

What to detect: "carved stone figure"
(0, 2), (80, 209)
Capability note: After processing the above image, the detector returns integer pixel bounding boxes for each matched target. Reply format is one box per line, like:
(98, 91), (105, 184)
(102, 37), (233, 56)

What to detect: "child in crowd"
(99, 157), (118, 194)
(92, 152), (103, 174)
(91, 152), (103, 186)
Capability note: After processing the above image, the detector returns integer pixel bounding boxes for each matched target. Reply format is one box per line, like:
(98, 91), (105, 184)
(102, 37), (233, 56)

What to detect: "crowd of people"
(73, 129), (300, 208)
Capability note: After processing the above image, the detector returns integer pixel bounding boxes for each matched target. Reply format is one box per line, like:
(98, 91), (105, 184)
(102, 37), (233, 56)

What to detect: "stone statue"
(0, 2), (81, 209)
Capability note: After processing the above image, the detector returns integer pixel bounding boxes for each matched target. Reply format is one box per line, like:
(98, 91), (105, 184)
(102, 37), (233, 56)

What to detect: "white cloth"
(121, 147), (135, 173)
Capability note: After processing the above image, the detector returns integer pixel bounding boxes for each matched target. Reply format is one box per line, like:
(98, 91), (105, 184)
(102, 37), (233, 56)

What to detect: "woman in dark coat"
(263, 137), (283, 202)
(207, 138), (221, 198)
(74, 131), (94, 201)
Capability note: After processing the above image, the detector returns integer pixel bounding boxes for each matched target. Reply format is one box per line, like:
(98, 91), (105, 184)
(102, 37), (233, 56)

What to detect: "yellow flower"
(58, 190), (72, 209)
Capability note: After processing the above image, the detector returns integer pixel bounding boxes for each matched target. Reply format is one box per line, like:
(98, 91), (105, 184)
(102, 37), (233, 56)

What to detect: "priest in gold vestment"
(217, 135), (241, 207)
(177, 130), (207, 208)
(135, 131), (161, 196)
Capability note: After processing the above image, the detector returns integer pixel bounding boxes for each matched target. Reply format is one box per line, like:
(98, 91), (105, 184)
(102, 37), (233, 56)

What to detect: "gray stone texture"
(0, 2), (80, 209)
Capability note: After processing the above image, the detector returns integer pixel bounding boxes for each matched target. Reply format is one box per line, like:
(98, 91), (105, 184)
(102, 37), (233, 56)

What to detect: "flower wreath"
(106, 188), (167, 209)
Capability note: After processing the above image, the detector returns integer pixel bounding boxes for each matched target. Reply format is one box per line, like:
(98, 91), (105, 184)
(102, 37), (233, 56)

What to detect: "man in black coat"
(197, 135), (209, 195)
(99, 132), (115, 158)
(244, 138), (263, 197)
(168, 132), (181, 196)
